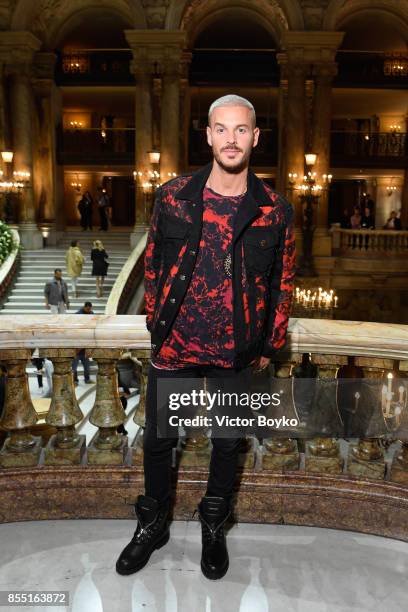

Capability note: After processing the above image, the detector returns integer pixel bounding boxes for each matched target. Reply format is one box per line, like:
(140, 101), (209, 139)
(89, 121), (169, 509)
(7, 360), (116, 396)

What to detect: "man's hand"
(250, 356), (271, 373)
(45, 303), (50, 310)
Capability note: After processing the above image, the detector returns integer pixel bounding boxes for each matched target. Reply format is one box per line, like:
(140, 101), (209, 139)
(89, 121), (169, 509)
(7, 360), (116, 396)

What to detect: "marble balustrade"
(332, 228), (408, 255)
(0, 314), (408, 538)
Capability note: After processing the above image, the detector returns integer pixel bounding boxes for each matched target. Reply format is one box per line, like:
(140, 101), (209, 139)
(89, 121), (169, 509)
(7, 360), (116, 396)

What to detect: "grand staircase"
(0, 229), (131, 315)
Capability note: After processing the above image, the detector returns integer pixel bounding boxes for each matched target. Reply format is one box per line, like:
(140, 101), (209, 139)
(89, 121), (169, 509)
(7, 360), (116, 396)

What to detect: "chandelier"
(384, 53), (408, 77)
(293, 287), (338, 319)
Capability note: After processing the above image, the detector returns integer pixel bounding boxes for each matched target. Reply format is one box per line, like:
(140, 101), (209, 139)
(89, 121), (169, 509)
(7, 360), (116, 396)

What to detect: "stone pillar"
(312, 63), (337, 229)
(125, 31), (154, 245)
(32, 52), (62, 245)
(401, 166), (408, 231)
(160, 34), (186, 178)
(180, 52), (192, 172)
(276, 55), (288, 194)
(282, 63), (306, 226)
(125, 31), (187, 248)
(0, 32), (42, 248)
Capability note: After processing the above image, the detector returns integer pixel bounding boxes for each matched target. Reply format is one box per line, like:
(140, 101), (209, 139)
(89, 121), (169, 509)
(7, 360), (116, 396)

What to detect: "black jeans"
(143, 362), (253, 505)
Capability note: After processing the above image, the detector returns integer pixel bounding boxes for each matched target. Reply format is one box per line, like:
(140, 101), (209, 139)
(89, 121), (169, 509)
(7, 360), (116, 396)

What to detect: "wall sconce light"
(148, 150), (161, 165)
(1, 151), (13, 163)
(304, 152), (317, 167)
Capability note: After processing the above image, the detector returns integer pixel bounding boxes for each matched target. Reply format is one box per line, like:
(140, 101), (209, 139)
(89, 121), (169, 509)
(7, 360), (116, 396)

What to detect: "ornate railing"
(105, 234), (147, 314)
(57, 127), (135, 164)
(0, 228), (20, 307)
(332, 228), (408, 256)
(1, 316), (408, 542)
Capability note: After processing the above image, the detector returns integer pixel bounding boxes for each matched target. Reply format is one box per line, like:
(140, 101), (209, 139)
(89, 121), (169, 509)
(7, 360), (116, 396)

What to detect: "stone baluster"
(178, 374), (211, 468)
(39, 349), (85, 465)
(305, 355), (347, 474)
(87, 349), (127, 465)
(390, 358), (408, 483)
(130, 348), (150, 466)
(347, 357), (390, 479)
(0, 349), (42, 467)
(262, 357), (301, 472)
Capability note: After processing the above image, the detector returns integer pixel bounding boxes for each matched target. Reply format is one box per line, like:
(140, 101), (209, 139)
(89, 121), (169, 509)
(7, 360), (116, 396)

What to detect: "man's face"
(206, 105), (260, 173)
(84, 305), (92, 314)
(54, 270), (62, 280)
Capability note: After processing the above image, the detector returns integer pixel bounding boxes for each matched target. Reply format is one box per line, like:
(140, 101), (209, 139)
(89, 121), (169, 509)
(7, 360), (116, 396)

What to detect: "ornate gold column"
(0, 32), (42, 248)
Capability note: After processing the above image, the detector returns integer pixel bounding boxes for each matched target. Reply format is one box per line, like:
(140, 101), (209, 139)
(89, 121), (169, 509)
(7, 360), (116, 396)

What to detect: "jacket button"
(189, 250), (196, 256)
(179, 274), (186, 280)
(170, 298), (176, 303)
(192, 203), (196, 207)
(160, 320), (166, 325)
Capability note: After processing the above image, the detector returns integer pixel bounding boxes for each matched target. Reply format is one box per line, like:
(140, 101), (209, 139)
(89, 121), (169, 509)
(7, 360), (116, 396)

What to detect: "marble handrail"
(104, 233), (147, 315)
(0, 228), (20, 299)
(0, 315), (407, 360)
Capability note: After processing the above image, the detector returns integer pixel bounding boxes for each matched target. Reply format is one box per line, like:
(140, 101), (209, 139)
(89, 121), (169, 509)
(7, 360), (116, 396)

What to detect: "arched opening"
(330, 10), (408, 228)
(53, 9), (136, 229)
(188, 8), (279, 171)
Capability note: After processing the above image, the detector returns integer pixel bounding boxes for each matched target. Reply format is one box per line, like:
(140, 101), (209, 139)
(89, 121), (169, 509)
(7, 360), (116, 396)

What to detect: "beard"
(212, 145), (252, 174)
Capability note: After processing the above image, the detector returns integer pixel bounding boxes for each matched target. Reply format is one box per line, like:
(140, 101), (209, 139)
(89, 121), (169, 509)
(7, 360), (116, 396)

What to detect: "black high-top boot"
(197, 496), (231, 580)
(116, 495), (170, 575)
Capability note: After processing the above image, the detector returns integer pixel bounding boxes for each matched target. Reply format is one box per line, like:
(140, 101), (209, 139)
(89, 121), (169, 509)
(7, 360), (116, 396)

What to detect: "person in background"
(44, 269), (69, 313)
(72, 302), (94, 385)
(383, 210), (402, 230)
(350, 206), (362, 229)
(96, 187), (110, 232)
(83, 191), (94, 230)
(360, 206), (375, 249)
(77, 194), (88, 231)
(31, 348), (45, 396)
(91, 240), (109, 298)
(340, 208), (351, 229)
(65, 240), (85, 298)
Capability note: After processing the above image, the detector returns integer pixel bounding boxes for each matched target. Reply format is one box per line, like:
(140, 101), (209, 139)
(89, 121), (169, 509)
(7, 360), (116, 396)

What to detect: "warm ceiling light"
(1, 151), (13, 163)
(305, 152), (317, 167)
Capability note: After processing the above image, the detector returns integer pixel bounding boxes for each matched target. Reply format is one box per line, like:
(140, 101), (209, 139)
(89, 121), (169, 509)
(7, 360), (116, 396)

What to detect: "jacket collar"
(174, 161), (273, 207)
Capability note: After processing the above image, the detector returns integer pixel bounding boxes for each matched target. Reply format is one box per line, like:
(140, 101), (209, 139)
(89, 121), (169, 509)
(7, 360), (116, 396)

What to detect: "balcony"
(330, 131), (407, 168)
(0, 315), (408, 545)
(57, 127), (135, 165)
(55, 50), (134, 86)
(190, 49), (279, 86)
(335, 51), (408, 89)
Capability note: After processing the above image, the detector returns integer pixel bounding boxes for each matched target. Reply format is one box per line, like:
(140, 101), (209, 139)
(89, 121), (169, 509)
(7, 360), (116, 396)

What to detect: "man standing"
(116, 95), (296, 579)
(44, 269), (69, 314)
(72, 301), (94, 385)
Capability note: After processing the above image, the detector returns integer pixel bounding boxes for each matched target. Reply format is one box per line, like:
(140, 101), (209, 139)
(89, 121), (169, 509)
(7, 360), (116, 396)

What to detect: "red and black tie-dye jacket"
(144, 162), (296, 370)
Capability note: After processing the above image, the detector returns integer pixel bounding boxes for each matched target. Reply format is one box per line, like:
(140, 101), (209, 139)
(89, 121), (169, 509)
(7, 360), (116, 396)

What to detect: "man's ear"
(252, 127), (260, 149)
(206, 125), (212, 147)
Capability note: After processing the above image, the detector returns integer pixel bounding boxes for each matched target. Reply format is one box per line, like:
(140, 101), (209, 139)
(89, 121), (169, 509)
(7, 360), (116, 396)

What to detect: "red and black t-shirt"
(152, 186), (245, 369)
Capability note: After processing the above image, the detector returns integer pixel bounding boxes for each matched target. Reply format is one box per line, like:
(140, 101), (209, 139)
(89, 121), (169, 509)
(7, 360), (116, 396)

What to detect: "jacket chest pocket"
(243, 228), (280, 275)
(160, 214), (190, 265)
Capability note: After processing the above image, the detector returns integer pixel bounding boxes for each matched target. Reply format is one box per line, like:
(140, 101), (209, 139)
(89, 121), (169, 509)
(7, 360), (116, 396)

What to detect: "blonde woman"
(91, 239), (109, 297)
(65, 240), (84, 298)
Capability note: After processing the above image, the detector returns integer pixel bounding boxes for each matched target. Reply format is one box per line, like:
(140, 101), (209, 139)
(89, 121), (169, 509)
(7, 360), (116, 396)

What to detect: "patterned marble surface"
(0, 519), (407, 612)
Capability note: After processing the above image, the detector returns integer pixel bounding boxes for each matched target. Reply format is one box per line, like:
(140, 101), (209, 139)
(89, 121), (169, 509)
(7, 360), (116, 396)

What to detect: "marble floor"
(0, 519), (407, 612)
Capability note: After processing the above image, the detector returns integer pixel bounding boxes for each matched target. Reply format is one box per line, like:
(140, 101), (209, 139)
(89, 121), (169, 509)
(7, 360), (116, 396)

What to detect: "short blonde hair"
(208, 94), (256, 127)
